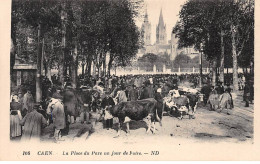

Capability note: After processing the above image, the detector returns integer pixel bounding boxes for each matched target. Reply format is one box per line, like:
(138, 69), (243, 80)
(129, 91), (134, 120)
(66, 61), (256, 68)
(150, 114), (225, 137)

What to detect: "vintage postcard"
(0, 0), (260, 161)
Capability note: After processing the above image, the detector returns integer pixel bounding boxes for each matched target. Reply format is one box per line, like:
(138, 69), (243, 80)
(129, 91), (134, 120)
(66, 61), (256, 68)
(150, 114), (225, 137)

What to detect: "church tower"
(141, 8), (151, 46)
(156, 8), (167, 44)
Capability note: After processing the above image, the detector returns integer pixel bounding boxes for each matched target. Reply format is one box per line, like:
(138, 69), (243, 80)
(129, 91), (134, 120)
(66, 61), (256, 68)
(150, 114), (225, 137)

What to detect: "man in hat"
(79, 86), (91, 124)
(128, 84), (138, 101)
(154, 88), (164, 121)
(216, 81), (224, 95)
(115, 85), (127, 103)
(244, 81), (251, 107)
(22, 88), (34, 117)
(20, 103), (47, 141)
(63, 85), (77, 124)
(101, 90), (115, 129)
(52, 86), (63, 100)
(201, 83), (212, 106)
(140, 80), (154, 100)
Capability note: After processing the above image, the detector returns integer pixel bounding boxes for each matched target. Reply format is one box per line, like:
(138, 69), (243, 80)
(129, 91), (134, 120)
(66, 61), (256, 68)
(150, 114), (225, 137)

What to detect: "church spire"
(156, 7), (167, 44)
(158, 8), (164, 27)
(144, 5), (148, 22)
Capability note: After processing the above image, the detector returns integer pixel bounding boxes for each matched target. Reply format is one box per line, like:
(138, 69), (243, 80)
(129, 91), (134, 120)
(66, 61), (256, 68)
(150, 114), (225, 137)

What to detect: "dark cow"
(107, 98), (162, 137)
(186, 93), (199, 119)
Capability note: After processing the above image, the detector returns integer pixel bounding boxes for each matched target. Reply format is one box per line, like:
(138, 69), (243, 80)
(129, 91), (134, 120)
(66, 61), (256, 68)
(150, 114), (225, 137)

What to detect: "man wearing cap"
(20, 103), (47, 141)
(201, 83), (211, 106)
(154, 88), (164, 122)
(52, 87), (63, 100)
(128, 84), (138, 101)
(215, 82), (224, 95)
(79, 86), (91, 124)
(101, 91), (115, 129)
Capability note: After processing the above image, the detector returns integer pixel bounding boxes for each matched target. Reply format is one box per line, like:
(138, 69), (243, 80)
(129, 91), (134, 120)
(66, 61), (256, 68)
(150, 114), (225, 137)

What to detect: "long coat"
(47, 99), (66, 130)
(22, 93), (34, 114)
(154, 92), (164, 120)
(140, 86), (154, 100)
(128, 88), (139, 101)
(63, 89), (78, 117)
(116, 90), (127, 103)
(20, 110), (47, 141)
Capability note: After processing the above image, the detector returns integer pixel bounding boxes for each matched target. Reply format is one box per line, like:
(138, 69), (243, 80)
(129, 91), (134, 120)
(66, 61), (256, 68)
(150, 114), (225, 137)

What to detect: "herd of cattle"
(42, 86), (233, 137)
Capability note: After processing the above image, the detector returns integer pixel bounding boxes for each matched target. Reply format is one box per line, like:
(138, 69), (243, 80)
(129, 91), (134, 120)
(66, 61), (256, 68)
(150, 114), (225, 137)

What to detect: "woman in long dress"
(10, 95), (23, 139)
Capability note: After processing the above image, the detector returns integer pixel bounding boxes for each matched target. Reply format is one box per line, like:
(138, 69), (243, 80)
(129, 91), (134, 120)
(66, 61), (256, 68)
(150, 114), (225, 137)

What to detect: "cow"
(172, 95), (190, 119)
(107, 98), (162, 137)
(164, 90), (199, 119)
(186, 93), (199, 119)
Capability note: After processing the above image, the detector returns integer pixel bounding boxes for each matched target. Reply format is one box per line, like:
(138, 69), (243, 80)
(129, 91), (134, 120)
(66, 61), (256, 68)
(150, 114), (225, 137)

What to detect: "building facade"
(139, 8), (199, 61)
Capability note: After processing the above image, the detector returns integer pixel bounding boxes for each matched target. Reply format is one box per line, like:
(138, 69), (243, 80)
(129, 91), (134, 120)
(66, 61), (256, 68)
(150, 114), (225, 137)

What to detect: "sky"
(135, 0), (187, 44)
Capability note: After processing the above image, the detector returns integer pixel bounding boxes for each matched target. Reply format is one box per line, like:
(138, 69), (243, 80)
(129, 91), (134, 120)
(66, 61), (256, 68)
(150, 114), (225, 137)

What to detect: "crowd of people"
(10, 72), (254, 141)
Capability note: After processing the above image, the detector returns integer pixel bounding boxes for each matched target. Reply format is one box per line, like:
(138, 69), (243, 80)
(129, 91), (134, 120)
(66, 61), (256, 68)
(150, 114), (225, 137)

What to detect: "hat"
(98, 82), (104, 87)
(33, 103), (41, 110)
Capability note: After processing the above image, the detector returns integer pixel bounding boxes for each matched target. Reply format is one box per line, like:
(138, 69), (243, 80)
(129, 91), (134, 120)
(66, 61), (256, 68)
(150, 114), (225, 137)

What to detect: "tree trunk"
(103, 54), (106, 77)
(69, 65), (72, 77)
(212, 59), (217, 87)
(85, 57), (92, 77)
(71, 45), (78, 88)
(231, 24), (239, 91)
(59, 1), (66, 87)
(97, 64), (100, 79)
(219, 29), (225, 83)
(46, 64), (52, 84)
(82, 63), (85, 75)
(11, 25), (17, 73)
(36, 23), (43, 102)
(107, 56), (113, 77)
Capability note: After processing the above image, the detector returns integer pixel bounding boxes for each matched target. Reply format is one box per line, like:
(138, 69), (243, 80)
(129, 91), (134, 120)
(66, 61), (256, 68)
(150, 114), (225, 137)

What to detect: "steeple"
(156, 8), (167, 44)
(141, 5), (151, 46)
(144, 5), (148, 22)
(158, 8), (164, 27)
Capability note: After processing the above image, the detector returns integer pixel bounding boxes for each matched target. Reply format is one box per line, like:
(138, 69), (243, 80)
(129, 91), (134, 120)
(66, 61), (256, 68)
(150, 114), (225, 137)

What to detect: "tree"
(173, 0), (222, 85)
(174, 0), (254, 89)
(172, 53), (192, 68)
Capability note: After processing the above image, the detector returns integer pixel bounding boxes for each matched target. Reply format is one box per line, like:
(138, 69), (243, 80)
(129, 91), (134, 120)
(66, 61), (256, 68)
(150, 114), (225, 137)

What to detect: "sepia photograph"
(0, 0), (259, 161)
